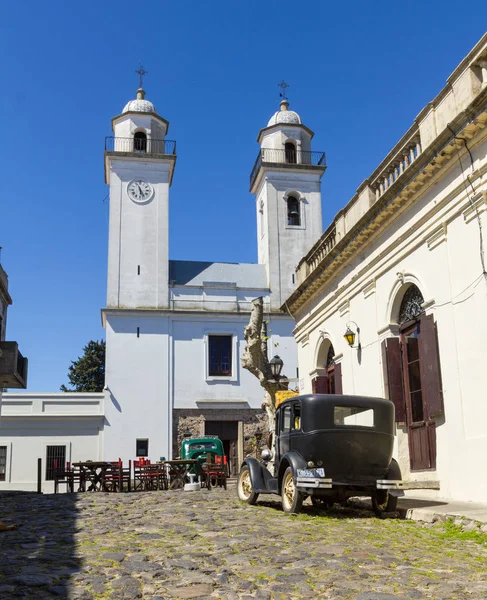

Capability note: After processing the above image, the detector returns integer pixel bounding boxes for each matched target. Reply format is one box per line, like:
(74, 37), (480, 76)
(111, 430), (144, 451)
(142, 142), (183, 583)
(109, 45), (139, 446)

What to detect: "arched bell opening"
(284, 141), (297, 164)
(134, 131), (147, 153)
(287, 196), (300, 226)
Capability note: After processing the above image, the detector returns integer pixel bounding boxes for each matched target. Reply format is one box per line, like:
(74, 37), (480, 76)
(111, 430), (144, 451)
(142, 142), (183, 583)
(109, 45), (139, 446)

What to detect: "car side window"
(282, 406), (291, 432)
(292, 403), (301, 430)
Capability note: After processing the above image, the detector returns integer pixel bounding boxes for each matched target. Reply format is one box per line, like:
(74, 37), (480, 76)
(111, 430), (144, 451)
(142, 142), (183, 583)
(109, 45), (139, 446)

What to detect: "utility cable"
(446, 123), (486, 277)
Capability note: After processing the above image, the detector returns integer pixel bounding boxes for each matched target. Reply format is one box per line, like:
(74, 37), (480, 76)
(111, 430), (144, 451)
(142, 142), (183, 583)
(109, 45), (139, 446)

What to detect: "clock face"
(127, 179), (154, 203)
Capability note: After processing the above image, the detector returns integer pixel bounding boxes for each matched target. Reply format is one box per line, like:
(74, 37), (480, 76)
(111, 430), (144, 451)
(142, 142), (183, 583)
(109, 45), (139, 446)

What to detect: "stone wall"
(172, 408), (267, 459)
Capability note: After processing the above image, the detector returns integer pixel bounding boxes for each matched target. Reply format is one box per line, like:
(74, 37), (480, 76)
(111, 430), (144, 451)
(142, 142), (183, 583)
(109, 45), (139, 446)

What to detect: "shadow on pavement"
(0, 491), (79, 599)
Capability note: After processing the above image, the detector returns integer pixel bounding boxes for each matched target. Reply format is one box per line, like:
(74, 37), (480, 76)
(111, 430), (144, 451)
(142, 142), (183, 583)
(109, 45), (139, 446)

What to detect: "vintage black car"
(237, 394), (403, 514)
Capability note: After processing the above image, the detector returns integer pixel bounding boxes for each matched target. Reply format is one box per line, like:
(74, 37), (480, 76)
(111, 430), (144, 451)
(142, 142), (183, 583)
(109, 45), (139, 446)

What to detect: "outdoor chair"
(103, 459), (126, 492)
(53, 462), (84, 493)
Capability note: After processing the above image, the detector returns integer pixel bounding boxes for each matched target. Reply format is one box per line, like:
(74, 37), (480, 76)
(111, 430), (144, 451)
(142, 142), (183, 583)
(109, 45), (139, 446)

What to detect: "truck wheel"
(372, 458), (401, 515)
(237, 465), (259, 505)
(281, 467), (304, 514)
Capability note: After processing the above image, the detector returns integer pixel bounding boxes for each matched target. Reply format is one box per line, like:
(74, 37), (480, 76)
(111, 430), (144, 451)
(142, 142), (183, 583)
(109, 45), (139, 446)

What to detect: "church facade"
(286, 34), (487, 502)
(101, 89), (326, 474)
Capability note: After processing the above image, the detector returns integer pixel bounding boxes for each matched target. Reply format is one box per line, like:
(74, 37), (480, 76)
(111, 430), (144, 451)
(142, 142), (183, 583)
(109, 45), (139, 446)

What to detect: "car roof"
(277, 394), (391, 409)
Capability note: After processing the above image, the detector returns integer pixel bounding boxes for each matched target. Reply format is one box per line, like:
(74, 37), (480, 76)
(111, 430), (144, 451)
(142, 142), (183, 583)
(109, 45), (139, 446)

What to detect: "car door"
(278, 405), (292, 458)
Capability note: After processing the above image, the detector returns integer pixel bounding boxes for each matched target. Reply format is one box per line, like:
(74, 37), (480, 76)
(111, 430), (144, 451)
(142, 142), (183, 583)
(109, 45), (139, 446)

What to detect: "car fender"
(277, 451), (308, 493)
(241, 457), (274, 493)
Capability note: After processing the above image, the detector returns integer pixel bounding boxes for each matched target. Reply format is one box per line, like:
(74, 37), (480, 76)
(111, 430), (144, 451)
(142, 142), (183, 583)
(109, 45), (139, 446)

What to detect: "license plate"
(297, 468), (325, 478)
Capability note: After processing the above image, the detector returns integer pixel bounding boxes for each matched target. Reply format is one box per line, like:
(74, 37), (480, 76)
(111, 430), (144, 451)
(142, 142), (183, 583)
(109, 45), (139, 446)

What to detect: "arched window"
(287, 196), (300, 226)
(398, 285), (424, 325)
(285, 142), (296, 164)
(134, 131), (147, 153)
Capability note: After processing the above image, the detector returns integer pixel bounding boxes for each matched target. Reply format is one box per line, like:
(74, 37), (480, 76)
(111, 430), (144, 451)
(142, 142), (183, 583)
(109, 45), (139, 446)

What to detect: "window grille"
(326, 344), (335, 367)
(208, 335), (232, 376)
(46, 445), (66, 481)
(398, 285), (424, 325)
(0, 446), (6, 481)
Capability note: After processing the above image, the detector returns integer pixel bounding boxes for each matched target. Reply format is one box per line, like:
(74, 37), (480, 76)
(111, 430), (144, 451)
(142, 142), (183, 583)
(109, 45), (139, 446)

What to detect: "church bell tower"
(104, 77), (176, 309)
(250, 92), (326, 310)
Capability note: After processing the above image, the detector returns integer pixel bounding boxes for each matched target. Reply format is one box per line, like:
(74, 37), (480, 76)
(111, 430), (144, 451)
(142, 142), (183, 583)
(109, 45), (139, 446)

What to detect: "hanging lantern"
(343, 326), (356, 347)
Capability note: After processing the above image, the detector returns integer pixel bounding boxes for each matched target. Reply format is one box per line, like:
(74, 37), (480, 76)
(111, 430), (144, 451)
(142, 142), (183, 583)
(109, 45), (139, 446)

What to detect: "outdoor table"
(163, 459), (200, 490)
(72, 462), (112, 492)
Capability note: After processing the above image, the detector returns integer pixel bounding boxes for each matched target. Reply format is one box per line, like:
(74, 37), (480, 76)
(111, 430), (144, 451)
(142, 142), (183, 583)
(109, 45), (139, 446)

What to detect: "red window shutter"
(312, 376), (328, 394)
(334, 363), (343, 395)
(418, 314), (444, 418)
(381, 338), (406, 422)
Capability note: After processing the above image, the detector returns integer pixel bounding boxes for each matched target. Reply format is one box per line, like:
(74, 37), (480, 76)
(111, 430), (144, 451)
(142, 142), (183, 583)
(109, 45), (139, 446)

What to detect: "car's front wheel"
(237, 465), (259, 505)
(281, 467), (304, 514)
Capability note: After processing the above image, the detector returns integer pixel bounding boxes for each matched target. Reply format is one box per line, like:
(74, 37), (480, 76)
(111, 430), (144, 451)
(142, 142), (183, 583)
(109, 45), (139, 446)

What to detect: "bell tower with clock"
(104, 82), (176, 309)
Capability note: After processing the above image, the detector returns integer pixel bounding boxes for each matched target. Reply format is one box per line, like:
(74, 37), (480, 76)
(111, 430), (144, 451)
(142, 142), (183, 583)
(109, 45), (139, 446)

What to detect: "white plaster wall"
(106, 158), (171, 309)
(172, 314), (297, 410)
(293, 132), (487, 502)
(0, 393), (104, 493)
(104, 314), (171, 462)
(258, 173), (323, 310)
(112, 114), (167, 140)
(260, 127), (312, 153)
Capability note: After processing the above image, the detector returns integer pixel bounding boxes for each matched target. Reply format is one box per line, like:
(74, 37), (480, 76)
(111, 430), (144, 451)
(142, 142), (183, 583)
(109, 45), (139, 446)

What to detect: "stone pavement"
(350, 495), (487, 527)
(1, 488), (487, 600)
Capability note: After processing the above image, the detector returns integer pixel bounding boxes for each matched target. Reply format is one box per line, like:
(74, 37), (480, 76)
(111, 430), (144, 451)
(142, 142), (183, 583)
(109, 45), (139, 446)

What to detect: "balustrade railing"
(105, 137), (176, 155)
(250, 148), (326, 186)
(307, 227), (337, 272)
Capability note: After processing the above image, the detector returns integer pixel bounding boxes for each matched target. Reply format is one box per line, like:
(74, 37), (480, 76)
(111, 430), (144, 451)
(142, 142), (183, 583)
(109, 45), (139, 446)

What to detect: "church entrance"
(204, 420), (239, 477)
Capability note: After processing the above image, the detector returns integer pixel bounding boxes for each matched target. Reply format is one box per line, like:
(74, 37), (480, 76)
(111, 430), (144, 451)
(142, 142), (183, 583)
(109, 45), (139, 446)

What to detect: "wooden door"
(401, 320), (439, 471)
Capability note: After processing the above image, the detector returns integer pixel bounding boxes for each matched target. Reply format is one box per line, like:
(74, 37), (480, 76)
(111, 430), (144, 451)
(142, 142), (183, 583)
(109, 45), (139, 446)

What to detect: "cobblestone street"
(1, 488), (486, 600)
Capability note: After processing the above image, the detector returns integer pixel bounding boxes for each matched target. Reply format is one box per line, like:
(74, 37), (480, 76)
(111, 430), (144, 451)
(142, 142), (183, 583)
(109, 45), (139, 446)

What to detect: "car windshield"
(188, 442), (218, 451)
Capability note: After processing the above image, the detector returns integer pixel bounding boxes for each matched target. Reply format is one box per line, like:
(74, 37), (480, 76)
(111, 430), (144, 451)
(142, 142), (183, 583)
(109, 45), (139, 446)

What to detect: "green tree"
(60, 340), (106, 392)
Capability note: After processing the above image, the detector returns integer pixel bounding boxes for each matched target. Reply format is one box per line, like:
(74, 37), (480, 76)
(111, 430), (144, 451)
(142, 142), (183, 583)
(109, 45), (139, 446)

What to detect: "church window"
(285, 142), (297, 164)
(136, 439), (149, 457)
(0, 446), (6, 481)
(134, 131), (147, 152)
(287, 196), (300, 226)
(45, 445), (66, 481)
(209, 335), (232, 376)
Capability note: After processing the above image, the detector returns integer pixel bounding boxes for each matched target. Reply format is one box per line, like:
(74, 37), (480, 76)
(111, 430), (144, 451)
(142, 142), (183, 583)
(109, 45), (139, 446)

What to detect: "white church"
(0, 85), (326, 489)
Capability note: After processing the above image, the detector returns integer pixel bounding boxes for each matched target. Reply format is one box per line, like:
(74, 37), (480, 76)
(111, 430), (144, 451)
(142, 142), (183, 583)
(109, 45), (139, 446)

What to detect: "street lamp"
(343, 322), (361, 350)
(269, 355), (284, 379)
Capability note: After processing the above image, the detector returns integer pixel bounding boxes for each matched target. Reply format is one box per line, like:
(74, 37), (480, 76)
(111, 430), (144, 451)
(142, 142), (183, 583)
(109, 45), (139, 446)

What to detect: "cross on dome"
(135, 63), (148, 89)
(278, 80), (290, 100)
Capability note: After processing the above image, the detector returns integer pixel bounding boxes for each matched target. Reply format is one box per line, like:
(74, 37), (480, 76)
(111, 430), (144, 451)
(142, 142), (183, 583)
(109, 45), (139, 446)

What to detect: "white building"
(285, 34), (487, 503)
(0, 90), (326, 490)
(102, 90), (326, 473)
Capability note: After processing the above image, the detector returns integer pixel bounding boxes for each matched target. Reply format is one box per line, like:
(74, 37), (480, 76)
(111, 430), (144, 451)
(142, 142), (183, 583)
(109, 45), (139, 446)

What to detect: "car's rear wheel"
(281, 467), (304, 514)
(372, 458), (401, 515)
(237, 465), (259, 505)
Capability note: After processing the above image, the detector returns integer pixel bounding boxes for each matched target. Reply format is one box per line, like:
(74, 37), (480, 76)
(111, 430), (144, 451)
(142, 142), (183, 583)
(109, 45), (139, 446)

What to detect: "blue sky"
(1, 2), (486, 391)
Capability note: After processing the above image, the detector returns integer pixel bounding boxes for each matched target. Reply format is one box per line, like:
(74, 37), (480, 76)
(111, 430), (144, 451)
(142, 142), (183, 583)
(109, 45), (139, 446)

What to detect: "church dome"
(122, 88), (156, 114)
(267, 99), (302, 127)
